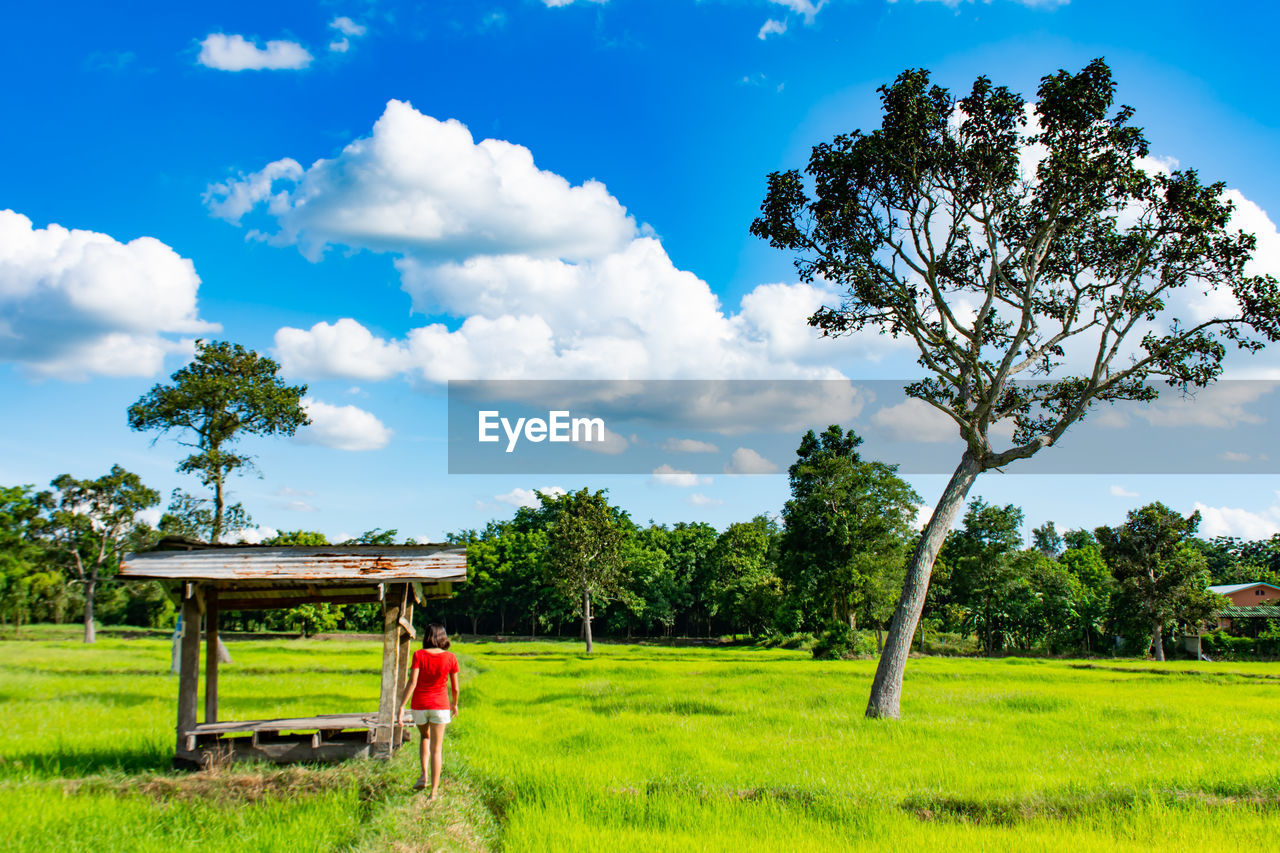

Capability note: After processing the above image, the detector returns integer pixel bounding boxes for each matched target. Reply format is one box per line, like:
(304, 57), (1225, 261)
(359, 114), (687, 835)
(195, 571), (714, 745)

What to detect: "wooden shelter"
(119, 538), (466, 768)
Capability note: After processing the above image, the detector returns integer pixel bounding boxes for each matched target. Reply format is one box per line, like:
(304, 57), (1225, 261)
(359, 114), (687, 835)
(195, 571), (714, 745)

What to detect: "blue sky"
(3, 0), (1280, 544)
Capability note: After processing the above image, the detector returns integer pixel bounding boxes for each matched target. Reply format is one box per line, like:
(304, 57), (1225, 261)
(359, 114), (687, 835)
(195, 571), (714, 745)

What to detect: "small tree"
(1097, 502), (1219, 660)
(752, 59), (1280, 717)
(46, 466), (159, 643)
(780, 426), (920, 635)
(128, 341), (308, 543)
(542, 488), (627, 653)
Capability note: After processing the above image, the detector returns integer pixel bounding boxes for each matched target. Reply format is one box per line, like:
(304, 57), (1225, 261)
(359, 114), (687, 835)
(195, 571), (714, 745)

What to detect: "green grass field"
(2, 633), (1279, 851)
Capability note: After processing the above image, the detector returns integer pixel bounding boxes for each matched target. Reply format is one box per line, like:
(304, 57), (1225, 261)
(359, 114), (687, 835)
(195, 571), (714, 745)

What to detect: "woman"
(398, 623), (460, 799)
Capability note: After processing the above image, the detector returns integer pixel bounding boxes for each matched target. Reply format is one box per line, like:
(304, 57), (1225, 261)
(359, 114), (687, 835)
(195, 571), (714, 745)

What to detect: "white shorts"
(411, 708), (451, 725)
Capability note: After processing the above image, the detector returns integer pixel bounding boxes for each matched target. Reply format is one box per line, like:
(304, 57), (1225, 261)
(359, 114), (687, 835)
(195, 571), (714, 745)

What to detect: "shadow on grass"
(1, 741), (173, 779)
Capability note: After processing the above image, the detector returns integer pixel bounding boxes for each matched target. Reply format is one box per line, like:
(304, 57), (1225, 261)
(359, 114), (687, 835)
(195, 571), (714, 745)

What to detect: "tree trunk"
(83, 573), (97, 644)
(875, 625), (883, 655)
(531, 606), (537, 639)
(582, 588), (594, 653)
(866, 450), (982, 719)
(212, 475), (225, 543)
(1151, 621), (1165, 661)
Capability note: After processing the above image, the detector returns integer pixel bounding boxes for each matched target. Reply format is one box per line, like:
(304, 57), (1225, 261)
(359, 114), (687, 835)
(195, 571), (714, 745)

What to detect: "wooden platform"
(177, 712), (400, 768)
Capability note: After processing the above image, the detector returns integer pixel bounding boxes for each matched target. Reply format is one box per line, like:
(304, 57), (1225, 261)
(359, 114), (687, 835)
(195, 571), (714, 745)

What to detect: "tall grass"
(3, 635), (1279, 850)
(455, 642), (1280, 850)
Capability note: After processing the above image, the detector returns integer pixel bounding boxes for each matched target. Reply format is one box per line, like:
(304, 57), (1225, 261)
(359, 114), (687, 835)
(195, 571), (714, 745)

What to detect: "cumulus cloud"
(1194, 494), (1280, 540)
(758, 19), (787, 39)
(664, 438), (719, 453)
(275, 318), (410, 380)
(207, 100), (635, 262)
(207, 101), (892, 386)
(197, 33), (312, 71)
(495, 486), (565, 508)
(1109, 485), (1139, 498)
(650, 464), (711, 488)
(1098, 382), (1277, 430)
(689, 493), (723, 507)
(871, 398), (957, 443)
(296, 397), (393, 450)
(575, 424), (629, 455)
(231, 525), (279, 544)
(724, 447), (779, 475)
(0, 209), (216, 378)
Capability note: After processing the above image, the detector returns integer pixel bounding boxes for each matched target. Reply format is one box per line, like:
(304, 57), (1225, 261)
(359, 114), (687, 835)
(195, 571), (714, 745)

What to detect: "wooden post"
(395, 596), (414, 748)
(177, 587), (201, 758)
(204, 587), (219, 724)
(374, 583), (404, 756)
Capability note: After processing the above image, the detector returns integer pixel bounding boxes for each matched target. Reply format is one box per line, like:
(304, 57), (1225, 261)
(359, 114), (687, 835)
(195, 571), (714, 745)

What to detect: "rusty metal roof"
(120, 544), (467, 583)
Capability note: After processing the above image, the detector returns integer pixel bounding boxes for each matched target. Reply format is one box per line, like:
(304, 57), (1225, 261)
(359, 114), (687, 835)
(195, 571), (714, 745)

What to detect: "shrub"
(811, 623), (876, 660)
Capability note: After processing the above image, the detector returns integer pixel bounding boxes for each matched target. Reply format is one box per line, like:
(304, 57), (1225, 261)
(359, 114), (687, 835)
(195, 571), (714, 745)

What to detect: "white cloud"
(689, 493), (723, 507)
(328, 16), (367, 53)
(651, 464), (711, 488)
(872, 397), (957, 443)
(136, 507), (163, 528)
(576, 424), (629, 455)
(495, 486), (565, 508)
(912, 503), (932, 531)
(207, 100), (635, 262)
(663, 437), (719, 454)
(724, 447), (779, 475)
(231, 525), (279, 544)
(280, 500), (318, 513)
(275, 317), (410, 380)
(296, 397), (393, 451)
(758, 19), (787, 39)
(197, 34), (312, 71)
(215, 101), (897, 386)
(330, 16), (366, 36)
(770, 0), (827, 23)
(0, 209), (216, 378)
(542, 0), (608, 6)
(1098, 382), (1277, 430)
(892, 0), (1065, 8)
(1109, 485), (1139, 498)
(1194, 494), (1280, 540)
(1220, 451), (1251, 463)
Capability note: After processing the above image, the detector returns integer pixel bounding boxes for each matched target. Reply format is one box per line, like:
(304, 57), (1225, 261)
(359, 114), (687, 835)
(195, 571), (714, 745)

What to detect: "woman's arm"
(448, 671), (460, 715)
(399, 667), (419, 724)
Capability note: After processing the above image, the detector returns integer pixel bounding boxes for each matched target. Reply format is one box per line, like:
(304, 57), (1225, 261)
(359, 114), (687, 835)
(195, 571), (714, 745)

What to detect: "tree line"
(9, 420), (1276, 660)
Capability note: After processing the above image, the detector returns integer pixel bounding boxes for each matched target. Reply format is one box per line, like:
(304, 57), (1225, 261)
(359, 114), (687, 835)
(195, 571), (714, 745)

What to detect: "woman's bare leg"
(416, 724), (431, 786)
(427, 722), (447, 800)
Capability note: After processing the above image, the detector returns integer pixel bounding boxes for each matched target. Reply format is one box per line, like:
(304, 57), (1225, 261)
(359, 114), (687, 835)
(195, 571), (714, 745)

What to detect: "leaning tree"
(128, 340), (309, 543)
(752, 59), (1280, 718)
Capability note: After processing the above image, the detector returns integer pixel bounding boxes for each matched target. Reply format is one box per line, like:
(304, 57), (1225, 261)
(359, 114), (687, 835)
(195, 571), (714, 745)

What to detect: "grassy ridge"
(2, 636), (1279, 850)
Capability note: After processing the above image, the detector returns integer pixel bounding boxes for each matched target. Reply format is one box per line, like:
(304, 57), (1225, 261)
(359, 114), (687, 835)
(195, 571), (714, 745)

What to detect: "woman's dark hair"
(422, 622), (451, 650)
